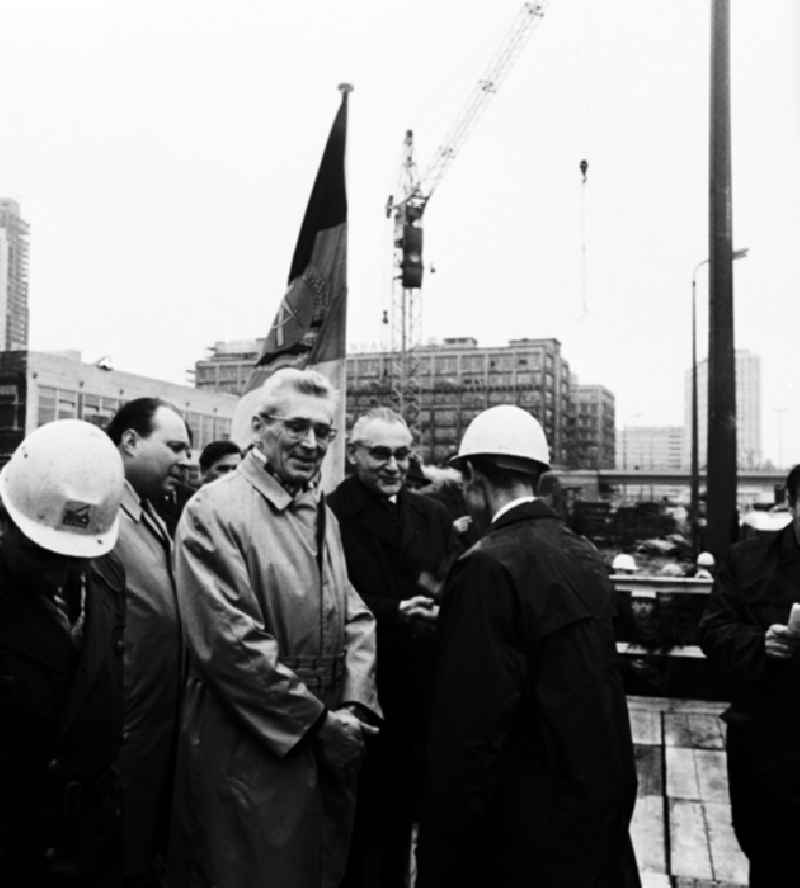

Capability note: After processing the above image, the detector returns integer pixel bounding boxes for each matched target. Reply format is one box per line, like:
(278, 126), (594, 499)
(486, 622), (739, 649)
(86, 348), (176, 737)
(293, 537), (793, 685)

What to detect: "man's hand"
(399, 595), (438, 622)
(764, 624), (800, 660)
(453, 515), (472, 534)
(316, 708), (365, 771)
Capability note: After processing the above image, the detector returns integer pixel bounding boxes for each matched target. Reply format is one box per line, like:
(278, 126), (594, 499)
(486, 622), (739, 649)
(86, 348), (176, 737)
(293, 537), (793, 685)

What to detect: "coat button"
(48, 757), (60, 773)
(115, 638), (125, 654)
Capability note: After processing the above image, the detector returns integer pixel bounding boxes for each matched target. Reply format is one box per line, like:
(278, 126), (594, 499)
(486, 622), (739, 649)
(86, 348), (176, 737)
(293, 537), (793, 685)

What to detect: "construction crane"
(384, 1), (547, 429)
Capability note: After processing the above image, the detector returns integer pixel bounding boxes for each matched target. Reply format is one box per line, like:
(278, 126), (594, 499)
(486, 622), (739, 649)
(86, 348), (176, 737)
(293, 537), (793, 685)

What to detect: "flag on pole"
(237, 84), (351, 489)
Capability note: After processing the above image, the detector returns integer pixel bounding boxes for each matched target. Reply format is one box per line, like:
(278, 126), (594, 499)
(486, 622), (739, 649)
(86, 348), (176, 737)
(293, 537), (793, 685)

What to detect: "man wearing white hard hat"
(612, 552), (638, 575)
(699, 464), (800, 886)
(0, 419), (126, 885)
(416, 404), (640, 888)
(694, 551), (715, 580)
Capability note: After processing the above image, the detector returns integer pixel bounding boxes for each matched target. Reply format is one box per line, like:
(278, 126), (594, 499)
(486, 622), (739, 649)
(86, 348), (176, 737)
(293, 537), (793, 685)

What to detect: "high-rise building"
(0, 199), (30, 350)
(616, 426), (685, 471)
(683, 349), (762, 468)
(194, 336), (573, 466)
(571, 383), (615, 469)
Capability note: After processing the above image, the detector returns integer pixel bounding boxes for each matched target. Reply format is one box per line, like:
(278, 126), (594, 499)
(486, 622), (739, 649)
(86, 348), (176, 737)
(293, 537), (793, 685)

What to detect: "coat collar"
(491, 498), (558, 532)
(331, 474), (419, 518)
(120, 479), (144, 522)
(240, 450), (320, 513)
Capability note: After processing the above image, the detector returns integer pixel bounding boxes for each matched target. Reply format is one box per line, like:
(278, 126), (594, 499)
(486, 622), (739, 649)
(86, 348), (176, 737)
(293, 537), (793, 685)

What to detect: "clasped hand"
(316, 707), (378, 771)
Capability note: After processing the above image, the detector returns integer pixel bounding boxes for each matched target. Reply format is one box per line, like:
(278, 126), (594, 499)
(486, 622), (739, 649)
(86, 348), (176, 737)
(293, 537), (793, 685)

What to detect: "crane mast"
(386, 2), (547, 431)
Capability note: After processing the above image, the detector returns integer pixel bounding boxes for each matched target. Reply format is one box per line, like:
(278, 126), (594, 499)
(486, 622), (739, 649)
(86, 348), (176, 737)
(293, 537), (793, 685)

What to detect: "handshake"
(765, 603), (800, 660)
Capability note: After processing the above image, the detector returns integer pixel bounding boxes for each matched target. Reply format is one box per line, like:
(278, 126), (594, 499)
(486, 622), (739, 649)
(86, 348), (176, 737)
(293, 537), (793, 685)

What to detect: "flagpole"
(320, 83), (353, 492)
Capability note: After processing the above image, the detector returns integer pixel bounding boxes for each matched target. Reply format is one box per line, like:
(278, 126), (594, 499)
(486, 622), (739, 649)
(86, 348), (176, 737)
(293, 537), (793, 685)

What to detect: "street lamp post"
(690, 247), (748, 557)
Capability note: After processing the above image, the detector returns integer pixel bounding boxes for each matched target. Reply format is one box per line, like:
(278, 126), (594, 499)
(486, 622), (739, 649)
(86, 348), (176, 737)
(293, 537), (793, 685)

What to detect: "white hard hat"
(696, 551), (715, 568)
(612, 553), (637, 572)
(0, 419), (124, 557)
(451, 404), (550, 472)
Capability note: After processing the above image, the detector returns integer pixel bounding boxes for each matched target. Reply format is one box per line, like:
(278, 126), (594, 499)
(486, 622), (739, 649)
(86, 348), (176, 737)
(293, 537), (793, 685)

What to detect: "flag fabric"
(238, 86), (351, 490)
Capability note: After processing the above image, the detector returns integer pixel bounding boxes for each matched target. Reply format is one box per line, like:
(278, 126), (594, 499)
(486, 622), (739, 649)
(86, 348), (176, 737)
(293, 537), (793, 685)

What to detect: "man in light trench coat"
(169, 367), (381, 888)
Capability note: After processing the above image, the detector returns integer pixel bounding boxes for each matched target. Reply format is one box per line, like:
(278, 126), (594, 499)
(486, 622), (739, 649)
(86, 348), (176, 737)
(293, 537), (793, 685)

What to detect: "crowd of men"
(1, 364), (796, 887)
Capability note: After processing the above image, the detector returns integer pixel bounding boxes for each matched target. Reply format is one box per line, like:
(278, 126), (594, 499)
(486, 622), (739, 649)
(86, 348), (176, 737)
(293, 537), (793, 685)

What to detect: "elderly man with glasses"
(328, 407), (458, 888)
(169, 368), (380, 888)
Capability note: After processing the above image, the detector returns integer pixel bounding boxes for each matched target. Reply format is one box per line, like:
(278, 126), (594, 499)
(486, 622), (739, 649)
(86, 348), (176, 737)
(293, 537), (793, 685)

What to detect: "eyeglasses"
(359, 445), (411, 463)
(261, 414), (337, 443)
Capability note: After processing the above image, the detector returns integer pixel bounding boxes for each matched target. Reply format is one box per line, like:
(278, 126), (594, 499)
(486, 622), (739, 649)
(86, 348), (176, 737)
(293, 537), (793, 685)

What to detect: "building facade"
(683, 349), (762, 468)
(0, 350), (237, 465)
(194, 336), (573, 467)
(616, 426), (685, 471)
(0, 199), (30, 350)
(571, 383), (615, 469)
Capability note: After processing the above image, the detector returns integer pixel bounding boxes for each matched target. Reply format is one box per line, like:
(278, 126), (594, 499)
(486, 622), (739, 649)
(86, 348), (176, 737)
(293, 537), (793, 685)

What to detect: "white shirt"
(492, 496), (537, 525)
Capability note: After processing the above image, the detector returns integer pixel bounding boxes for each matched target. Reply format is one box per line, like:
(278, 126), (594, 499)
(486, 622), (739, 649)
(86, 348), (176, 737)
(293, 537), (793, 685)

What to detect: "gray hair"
(254, 367), (338, 417)
(351, 407), (409, 443)
(231, 367), (338, 449)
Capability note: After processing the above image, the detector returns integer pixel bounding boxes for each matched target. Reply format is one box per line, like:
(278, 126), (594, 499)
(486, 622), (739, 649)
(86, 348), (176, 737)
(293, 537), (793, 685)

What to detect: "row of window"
(346, 351), (553, 378)
(36, 386), (231, 451)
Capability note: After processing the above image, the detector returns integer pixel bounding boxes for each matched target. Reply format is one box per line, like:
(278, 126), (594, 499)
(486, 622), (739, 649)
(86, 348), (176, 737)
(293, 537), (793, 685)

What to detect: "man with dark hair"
(699, 464), (800, 886)
(198, 439), (241, 484)
(328, 407), (457, 888)
(416, 404), (639, 888)
(109, 397), (191, 886)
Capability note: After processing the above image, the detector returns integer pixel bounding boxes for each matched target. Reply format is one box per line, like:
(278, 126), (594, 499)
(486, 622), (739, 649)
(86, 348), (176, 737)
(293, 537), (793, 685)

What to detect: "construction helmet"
(0, 419), (124, 557)
(612, 553), (637, 573)
(451, 404), (550, 474)
(696, 551), (715, 568)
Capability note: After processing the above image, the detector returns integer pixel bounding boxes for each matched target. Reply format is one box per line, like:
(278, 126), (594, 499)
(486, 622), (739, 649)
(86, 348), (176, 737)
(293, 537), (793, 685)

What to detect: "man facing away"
(0, 420), (126, 886)
(699, 464), (800, 887)
(105, 398), (191, 887)
(169, 368), (380, 888)
(416, 404), (640, 888)
(328, 408), (458, 888)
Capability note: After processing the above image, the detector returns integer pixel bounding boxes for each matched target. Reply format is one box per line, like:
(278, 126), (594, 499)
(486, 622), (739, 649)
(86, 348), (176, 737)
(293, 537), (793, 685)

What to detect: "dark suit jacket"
(417, 501), (639, 888)
(699, 524), (800, 848)
(328, 476), (457, 728)
(0, 551), (125, 885)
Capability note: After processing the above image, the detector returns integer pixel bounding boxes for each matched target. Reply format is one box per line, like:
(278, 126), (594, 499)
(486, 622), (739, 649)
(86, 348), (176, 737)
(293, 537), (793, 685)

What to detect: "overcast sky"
(2, 0), (798, 463)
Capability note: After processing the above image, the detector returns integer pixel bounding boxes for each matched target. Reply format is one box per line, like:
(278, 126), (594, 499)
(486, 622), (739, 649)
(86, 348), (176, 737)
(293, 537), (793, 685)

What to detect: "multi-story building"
(571, 383), (615, 469)
(0, 199), (30, 350)
(683, 349), (762, 468)
(348, 337), (572, 466)
(193, 338), (266, 395)
(616, 426), (685, 471)
(194, 336), (573, 466)
(0, 350), (237, 465)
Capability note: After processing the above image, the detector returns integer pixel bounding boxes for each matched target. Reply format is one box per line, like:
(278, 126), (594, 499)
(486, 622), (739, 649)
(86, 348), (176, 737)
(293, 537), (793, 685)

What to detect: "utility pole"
(706, 0), (737, 561)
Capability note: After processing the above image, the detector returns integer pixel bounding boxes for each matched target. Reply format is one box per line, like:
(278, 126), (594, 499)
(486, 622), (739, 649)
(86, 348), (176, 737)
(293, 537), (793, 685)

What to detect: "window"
(214, 417), (231, 440)
(0, 383), (21, 430)
(461, 355), (484, 372)
(435, 357), (457, 375)
(57, 390), (78, 419)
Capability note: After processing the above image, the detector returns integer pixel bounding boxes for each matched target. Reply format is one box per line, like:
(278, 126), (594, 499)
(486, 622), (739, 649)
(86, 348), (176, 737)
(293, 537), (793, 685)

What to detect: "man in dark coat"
(416, 405), (639, 888)
(698, 464), (800, 887)
(328, 407), (458, 888)
(0, 419), (127, 886)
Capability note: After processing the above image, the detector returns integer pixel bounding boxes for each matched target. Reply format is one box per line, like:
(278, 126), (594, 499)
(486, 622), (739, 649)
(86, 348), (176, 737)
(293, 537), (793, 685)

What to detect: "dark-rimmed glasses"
(358, 445), (411, 463)
(260, 414), (337, 443)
